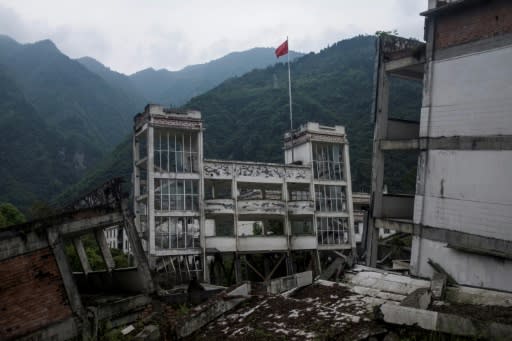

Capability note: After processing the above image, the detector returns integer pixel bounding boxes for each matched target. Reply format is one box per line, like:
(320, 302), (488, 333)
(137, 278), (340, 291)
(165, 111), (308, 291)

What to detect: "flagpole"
(287, 36), (294, 163)
(287, 36), (293, 131)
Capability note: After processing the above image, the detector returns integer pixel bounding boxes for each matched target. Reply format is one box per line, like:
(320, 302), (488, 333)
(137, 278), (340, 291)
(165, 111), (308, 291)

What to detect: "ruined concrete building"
(366, 0), (512, 292)
(0, 179), (155, 340)
(133, 105), (355, 283)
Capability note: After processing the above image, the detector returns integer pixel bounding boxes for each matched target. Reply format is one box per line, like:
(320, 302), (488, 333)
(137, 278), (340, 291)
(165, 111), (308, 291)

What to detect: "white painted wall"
(290, 236), (317, 250)
(285, 142), (311, 165)
(205, 237), (236, 252)
(410, 237), (512, 292)
(421, 45), (512, 137)
(414, 150), (512, 241)
(238, 236), (288, 252)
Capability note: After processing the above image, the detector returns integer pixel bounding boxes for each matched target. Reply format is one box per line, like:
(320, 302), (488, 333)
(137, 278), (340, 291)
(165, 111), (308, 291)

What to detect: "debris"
(427, 258), (458, 286)
(120, 325), (135, 335)
(400, 288), (431, 310)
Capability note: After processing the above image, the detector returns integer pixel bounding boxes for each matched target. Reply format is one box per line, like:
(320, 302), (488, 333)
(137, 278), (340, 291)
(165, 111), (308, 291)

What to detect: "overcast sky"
(0, 0), (426, 75)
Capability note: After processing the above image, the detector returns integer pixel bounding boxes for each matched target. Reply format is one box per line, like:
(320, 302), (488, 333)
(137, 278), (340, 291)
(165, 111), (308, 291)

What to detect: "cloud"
(0, 0), (427, 74)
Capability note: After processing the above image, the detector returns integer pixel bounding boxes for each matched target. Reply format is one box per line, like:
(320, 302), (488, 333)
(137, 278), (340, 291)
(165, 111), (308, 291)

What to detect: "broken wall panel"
(0, 247), (73, 340)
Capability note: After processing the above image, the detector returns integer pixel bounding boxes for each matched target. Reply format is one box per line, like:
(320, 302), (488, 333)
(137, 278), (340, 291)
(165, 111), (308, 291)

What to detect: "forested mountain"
(0, 36), (137, 148)
(0, 35), (142, 210)
(76, 56), (147, 110)
(0, 35), (307, 210)
(129, 48), (303, 106)
(57, 35), (422, 204)
(0, 65), (84, 208)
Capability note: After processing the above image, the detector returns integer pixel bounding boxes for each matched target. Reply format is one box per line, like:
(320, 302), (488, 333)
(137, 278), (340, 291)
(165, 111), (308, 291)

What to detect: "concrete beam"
(121, 200), (155, 294)
(379, 135), (512, 151)
(384, 56), (425, 73)
(375, 219), (512, 260)
(73, 238), (92, 274)
(94, 229), (115, 271)
(375, 218), (413, 234)
(380, 139), (420, 150)
(57, 212), (124, 237)
(378, 303), (512, 339)
(420, 224), (512, 260)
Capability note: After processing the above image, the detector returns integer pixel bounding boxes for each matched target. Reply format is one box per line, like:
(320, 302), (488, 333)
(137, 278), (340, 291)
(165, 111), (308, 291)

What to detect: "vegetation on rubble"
(65, 233), (130, 271)
(0, 202), (26, 228)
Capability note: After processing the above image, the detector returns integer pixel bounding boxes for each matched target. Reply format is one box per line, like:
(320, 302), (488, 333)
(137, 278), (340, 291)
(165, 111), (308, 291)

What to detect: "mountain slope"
(76, 56), (147, 110)
(130, 48), (303, 106)
(0, 38), (137, 148)
(0, 65), (88, 209)
(58, 35), (422, 203)
(0, 35), (145, 210)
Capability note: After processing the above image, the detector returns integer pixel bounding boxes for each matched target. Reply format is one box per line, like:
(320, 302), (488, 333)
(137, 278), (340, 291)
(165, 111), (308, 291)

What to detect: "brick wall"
(435, 0), (512, 49)
(0, 247), (73, 340)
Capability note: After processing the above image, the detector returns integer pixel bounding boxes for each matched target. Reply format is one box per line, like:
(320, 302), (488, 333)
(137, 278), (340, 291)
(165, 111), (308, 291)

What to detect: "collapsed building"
(132, 105), (356, 284)
(2, 0), (512, 340)
(365, 0), (512, 292)
(0, 179), (156, 340)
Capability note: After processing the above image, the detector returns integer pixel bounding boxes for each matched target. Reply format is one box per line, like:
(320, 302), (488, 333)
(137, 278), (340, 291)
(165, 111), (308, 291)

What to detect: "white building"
(133, 105), (355, 283)
(367, 0), (512, 292)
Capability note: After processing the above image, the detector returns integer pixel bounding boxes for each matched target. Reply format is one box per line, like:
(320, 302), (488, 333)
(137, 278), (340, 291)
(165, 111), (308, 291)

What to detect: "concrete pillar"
(234, 256), (242, 284)
(73, 237), (92, 274)
(95, 229), (115, 271)
(121, 200), (155, 294)
(367, 36), (389, 267)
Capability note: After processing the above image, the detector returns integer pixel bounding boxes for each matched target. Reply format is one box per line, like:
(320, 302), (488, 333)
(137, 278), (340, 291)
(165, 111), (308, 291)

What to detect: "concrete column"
(366, 37), (389, 267)
(147, 125), (156, 256)
(234, 256), (242, 284)
(73, 237), (92, 274)
(343, 143), (356, 254)
(121, 200), (155, 294)
(197, 127), (209, 283)
(95, 229), (115, 272)
(47, 228), (90, 338)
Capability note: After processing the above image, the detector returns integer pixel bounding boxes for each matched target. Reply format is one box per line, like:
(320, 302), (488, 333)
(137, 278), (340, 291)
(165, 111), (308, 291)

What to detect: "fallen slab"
(378, 303), (512, 340)
(267, 271), (313, 294)
(176, 282), (251, 339)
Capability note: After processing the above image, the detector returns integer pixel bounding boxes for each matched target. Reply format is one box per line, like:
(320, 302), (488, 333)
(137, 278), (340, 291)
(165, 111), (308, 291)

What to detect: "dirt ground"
(186, 283), (386, 341)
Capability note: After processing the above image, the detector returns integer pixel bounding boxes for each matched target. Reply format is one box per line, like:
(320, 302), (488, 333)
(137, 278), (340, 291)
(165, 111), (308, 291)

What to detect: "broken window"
(204, 180), (232, 200)
(155, 216), (200, 249)
(312, 143), (344, 181)
(153, 129), (198, 173)
(138, 170), (147, 196)
(237, 218), (284, 236)
(291, 218), (314, 235)
(154, 179), (199, 211)
(214, 216), (234, 236)
(315, 185), (346, 212)
(238, 183), (282, 200)
(288, 183), (311, 201)
(137, 133), (147, 160)
(317, 217), (350, 245)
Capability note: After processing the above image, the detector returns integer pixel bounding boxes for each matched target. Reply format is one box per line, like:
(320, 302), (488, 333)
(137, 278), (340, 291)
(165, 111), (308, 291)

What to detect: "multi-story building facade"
(367, 0), (512, 292)
(133, 105), (355, 283)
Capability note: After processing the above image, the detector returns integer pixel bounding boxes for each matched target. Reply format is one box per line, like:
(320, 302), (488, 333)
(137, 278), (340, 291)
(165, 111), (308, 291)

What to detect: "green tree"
(0, 202), (26, 228)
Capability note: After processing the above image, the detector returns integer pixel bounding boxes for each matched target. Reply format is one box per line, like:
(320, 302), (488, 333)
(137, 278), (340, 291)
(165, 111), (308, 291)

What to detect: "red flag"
(275, 39), (288, 58)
